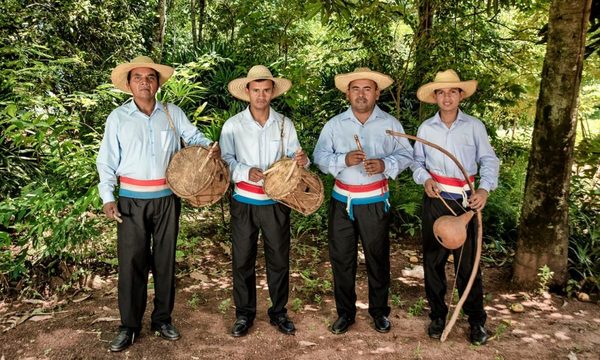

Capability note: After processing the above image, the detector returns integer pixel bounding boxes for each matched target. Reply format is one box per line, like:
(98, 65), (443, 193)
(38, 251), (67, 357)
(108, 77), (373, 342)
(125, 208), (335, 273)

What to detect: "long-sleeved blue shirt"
(412, 110), (500, 192)
(96, 100), (211, 204)
(219, 106), (306, 186)
(313, 105), (414, 184)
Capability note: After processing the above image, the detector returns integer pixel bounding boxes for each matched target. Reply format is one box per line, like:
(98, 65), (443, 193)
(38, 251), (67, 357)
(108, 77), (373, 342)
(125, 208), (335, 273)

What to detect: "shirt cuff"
(413, 168), (432, 185)
(478, 181), (493, 193)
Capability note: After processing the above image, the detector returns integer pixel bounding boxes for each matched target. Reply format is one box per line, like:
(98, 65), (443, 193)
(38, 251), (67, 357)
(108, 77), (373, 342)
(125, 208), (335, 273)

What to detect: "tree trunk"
(152, 0), (168, 62)
(191, 0), (197, 47)
(198, 0), (206, 43)
(513, 0), (592, 288)
(412, 0), (433, 121)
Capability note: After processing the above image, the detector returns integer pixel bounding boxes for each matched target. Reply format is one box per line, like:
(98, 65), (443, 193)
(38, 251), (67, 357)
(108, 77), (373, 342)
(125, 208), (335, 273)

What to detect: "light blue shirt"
(219, 106), (306, 185)
(96, 100), (211, 204)
(412, 110), (500, 192)
(313, 105), (414, 184)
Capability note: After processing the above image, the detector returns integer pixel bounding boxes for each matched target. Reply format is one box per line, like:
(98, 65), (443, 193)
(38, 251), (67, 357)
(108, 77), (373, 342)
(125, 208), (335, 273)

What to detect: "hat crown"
(354, 67), (372, 72)
(434, 69), (462, 83)
(129, 56), (157, 65)
(247, 65), (274, 79)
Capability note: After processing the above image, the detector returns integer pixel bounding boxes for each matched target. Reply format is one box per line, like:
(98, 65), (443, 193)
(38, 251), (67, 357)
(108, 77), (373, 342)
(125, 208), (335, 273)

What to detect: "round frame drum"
(166, 146), (230, 207)
(263, 158), (324, 215)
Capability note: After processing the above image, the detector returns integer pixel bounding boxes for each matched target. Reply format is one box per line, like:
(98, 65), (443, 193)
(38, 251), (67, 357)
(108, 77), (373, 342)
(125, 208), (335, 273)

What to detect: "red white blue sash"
(332, 179), (390, 220)
(430, 172), (475, 207)
(233, 181), (277, 206)
(119, 176), (173, 199)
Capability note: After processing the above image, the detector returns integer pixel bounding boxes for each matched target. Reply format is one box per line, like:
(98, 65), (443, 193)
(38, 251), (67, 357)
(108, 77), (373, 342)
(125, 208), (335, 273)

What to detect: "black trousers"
(230, 198), (291, 321)
(116, 195), (181, 331)
(328, 199), (391, 319)
(422, 194), (486, 326)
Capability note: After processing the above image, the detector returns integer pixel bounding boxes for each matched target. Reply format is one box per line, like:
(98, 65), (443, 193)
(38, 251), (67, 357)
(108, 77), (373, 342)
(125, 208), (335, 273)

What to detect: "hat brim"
(416, 80), (477, 104)
(335, 71), (394, 92)
(228, 77), (292, 102)
(111, 63), (174, 94)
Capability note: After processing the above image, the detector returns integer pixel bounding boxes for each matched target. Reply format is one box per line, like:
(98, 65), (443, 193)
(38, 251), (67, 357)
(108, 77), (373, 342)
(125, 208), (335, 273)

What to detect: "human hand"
(363, 159), (384, 175)
(103, 201), (122, 223)
(208, 142), (221, 158)
(345, 150), (366, 166)
(469, 189), (489, 211)
(248, 167), (264, 182)
(294, 149), (309, 167)
(424, 178), (440, 198)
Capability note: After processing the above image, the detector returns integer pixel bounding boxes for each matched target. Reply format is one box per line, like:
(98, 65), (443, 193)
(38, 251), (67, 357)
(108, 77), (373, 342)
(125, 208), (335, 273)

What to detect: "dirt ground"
(1, 236), (599, 360)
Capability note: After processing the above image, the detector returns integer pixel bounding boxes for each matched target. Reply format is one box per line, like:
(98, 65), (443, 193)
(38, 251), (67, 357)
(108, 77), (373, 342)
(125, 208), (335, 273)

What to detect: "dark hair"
(127, 69), (160, 83)
(246, 79), (275, 89)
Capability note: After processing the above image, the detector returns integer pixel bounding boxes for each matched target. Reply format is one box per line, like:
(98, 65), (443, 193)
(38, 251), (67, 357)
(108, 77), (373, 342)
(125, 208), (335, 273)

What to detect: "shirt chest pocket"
(270, 139), (284, 159)
(160, 130), (176, 152)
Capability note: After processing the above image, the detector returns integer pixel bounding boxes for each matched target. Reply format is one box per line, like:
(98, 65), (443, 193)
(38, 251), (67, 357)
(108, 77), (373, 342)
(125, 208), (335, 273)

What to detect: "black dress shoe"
(373, 315), (391, 333)
(270, 314), (295, 335)
(231, 317), (253, 337)
(428, 318), (445, 339)
(470, 324), (489, 345)
(151, 323), (181, 341)
(109, 329), (137, 352)
(330, 316), (355, 335)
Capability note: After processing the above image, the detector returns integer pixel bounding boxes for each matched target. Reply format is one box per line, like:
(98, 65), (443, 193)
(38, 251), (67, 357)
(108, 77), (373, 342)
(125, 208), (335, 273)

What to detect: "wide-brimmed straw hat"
(334, 67), (394, 92)
(228, 65), (292, 102)
(416, 69), (477, 104)
(111, 56), (174, 94)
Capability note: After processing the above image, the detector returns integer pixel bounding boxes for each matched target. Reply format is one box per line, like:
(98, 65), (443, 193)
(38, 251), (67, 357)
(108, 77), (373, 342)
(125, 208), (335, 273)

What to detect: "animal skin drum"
(166, 146), (230, 207)
(263, 158), (324, 215)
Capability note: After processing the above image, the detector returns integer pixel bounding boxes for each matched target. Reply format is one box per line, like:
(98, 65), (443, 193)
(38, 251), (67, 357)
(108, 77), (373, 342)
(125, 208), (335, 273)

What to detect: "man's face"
(347, 79), (380, 114)
(435, 87), (464, 112)
(245, 80), (274, 111)
(127, 67), (159, 101)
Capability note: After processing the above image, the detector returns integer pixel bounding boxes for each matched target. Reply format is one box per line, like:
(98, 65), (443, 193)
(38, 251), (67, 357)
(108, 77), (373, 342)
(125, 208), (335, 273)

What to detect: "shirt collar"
(243, 106), (280, 127)
(126, 99), (162, 115)
(432, 109), (466, 126)
(341, 105), (384, 124)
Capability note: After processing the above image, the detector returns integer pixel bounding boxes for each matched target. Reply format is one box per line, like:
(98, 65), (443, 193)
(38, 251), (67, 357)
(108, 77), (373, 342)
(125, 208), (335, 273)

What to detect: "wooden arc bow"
(386, 129), (483, 342)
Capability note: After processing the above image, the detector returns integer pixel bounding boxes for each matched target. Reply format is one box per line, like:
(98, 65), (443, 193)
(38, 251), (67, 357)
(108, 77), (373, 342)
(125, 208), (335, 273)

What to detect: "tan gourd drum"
(433, 211), (475, 249)
(263, 158), (324, 215)
(166, 145), (230, 207)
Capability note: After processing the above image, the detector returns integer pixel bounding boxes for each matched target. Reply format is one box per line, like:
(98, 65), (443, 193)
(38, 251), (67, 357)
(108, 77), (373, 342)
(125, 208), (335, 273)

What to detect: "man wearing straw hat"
(413, 69), (499, 345)
(313, 68), (413, 334)
(97, 56), (219, 351)
(220, 65), (308, 337)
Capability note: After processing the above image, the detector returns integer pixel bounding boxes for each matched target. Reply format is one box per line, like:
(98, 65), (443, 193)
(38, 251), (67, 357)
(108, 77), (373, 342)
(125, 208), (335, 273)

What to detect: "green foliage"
(408, 297), (426, 317)
(391, 293), (406, 308)
(0, 0), (598, 298)
(537, 265), (554, 295)
(567, 132), (600, 293)
(291, 297), (303, 312)
(218, 298), (232, 314)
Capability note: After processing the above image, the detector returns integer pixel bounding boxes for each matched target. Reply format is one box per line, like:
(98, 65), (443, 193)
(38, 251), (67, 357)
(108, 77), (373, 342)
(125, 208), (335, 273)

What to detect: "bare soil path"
(1, 238), (599, 360)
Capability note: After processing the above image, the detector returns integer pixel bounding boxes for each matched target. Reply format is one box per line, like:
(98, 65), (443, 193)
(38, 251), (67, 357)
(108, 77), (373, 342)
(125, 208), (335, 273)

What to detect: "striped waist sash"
(119, 176), (173, 199)
(332, 179), (390, 220)
(233, 181), (276, 206)
(430, 172), (475, 207)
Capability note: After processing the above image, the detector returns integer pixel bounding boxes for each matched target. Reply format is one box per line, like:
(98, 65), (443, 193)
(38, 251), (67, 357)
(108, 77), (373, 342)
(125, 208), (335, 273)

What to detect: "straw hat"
(111, 56), (174, 94)
(228, 65), (292, 102)
(334, 67), (394, 92)
(416, 69), (477, 104)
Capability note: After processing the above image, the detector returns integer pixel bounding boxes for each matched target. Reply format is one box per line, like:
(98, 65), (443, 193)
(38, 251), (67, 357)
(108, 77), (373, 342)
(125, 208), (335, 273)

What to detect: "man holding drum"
(97, 56), (219, 352)
(220, 65), (308, 337)
(313, 68), (413, 334)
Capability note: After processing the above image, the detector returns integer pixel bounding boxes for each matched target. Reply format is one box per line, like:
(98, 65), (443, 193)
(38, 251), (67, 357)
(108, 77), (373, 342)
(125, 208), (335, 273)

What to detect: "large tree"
(513, 0), (593, 287)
